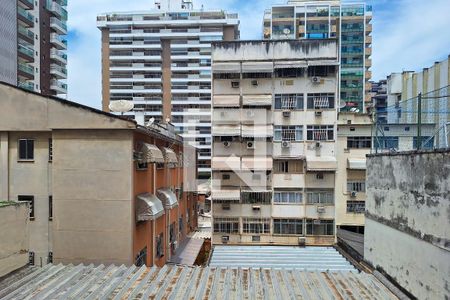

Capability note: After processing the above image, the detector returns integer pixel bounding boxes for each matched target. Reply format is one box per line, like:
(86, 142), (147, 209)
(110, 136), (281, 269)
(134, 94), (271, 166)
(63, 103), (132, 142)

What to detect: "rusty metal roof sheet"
(0, 264), (397, 299)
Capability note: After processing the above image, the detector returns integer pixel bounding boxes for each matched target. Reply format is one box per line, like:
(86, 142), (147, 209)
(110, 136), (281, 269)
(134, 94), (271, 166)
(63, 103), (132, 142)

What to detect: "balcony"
(365, 59), (372, 68)
(17, 62), (34, 79)
(50, 80), (67, 94)
(50, 17), (67, 34)
(366, 24), (373, 32)
(46, 0), (68, 20)
(305, 205), (335, 219)
(365, 35), (372, 44)
(18, 44), (34, 62)
(17, 7), (34, 27)
(365, 47), (372, 56)
(50, 48), (67, 64)
(50, 33), (67, 50)
(18, 25), (34, 44)
(273, 173), (305, 188)
(18, 80), (34, 91)
(18, 0), (34, 9)
(50, 64), (67, 79)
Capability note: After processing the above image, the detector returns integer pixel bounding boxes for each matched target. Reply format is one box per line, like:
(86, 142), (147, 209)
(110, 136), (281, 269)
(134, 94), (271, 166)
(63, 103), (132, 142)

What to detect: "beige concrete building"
(0, 82), (198, 267)
(0, 202), (29, 277)
(211, 39), (339, 246)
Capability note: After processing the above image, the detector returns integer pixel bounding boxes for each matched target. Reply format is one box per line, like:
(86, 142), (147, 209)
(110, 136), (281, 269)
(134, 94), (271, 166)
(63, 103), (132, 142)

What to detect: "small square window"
(231, 81), (240, 88)
(18, 195), (35, 220)
(405, 126), (410, 131)
(384, 127), (390, 131)
(18, 139), (34, 161)
(222, 174), (231, 180)
(316, 173), (324, 180)
(350, 127), (356, 132)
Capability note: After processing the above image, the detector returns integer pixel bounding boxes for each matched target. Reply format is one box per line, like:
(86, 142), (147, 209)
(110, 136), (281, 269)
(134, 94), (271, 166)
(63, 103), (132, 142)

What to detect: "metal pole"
(417, 93), (422, 150)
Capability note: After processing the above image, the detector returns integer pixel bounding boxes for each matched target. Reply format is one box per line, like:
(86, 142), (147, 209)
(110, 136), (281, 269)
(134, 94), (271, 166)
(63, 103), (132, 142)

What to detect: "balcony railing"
(50, 80), (67, 92)
(18, 25), (34, 40)
(18, 7), (34, 23)
(18, 81), (34, 91)
(18, 62), (34, 75)
(46, 0), (68, 20)
(50, 17), (67, 34)
(18, 43), (34, 58)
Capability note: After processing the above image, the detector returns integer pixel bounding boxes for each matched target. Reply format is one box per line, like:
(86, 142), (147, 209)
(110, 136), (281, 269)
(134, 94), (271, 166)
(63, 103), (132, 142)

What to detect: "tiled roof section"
(0, 264), (397, 299)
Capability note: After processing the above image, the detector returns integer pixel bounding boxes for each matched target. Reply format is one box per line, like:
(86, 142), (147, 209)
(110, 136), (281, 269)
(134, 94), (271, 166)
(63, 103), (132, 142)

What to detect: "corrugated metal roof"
(0, 264), (397, 299)
(210, 246), (357, 271)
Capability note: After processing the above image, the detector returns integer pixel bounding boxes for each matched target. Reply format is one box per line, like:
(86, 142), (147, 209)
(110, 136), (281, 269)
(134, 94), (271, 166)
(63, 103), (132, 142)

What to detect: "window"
(49, 196), (53, 220)
(169, 223), (176, 243)
(413, 137), (434, 150)
(47, 252), (53, 264)
(241, 192), (271, 204)
(306, 219), (334, 235)
(156, 233), (164, 258)
(231, 81), (240, 88)
(347, 201), (365, 213)
(374, 137), (399, 150)
(29, 252), (35, 265)
(18, 139), (34, 160)
(222, 174), (231, 180)
(307, 93), (335, 109)
(307, 66), (335, 77)
(274, 68), (304, 78)
(273, 192), (303, 204)
(242, 218), (270, 234)
(135, 247), (147, 267)
(306, 191), (334, 205)
(18, 196), (34, 220)
(306, 125), (334, 141)
(274, 219), (303, 235)
(274, 126), (303, 141)
(316, 173), (324, 180)
(179, 216), (184, 235)
(273, 160), (303, 173)
(274, 94), (304, 110)
(156, 162), (165, 169)
(48, 139), (53, 161)
(347, 136), (372, 149)
(347, 181), (366, 192)
(136, 161), (148, 170)
(213, 217), (239, 233)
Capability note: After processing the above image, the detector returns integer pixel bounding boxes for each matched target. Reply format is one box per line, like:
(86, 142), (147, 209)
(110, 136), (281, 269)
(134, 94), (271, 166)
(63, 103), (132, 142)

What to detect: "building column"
(101, 28), (111, 112)
(0, 132), (9, 200)
(161, 39), (172, 123)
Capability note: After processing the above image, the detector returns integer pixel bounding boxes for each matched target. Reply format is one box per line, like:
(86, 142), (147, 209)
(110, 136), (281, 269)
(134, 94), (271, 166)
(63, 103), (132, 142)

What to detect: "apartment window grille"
(213, 217), (239, 233)
(273, 219), (304, 235)
(49, 196), (53, 220)
(29, 252), (35, 265)
(135, 247), (147, 267)
(347, 201), (365, 213)
(413, 137), (434, 150)
(306, 125), (334, 141)
(156, 233), (164, 258)
(274, 94), (303, 110)
(273, 192), (303, 204)
(274, 68), (304, 78)
(274, 126), (303, 141)
(307, 93), (335, 109)
(242, 218), (270, 234)
(306, 191), (334, 205)
(242, 72), (272, 79)
(18, 139), (34, 160)
(241, 192), (271, 204)
(48, 139), (53, 161)
(273, 160), (303, 173)
(347, 136), (372, 149)
(18, 195), (35, 220)
(306, 219), (334, 235)
(307, 66), (335, 77)
(347, 181), (366, 192)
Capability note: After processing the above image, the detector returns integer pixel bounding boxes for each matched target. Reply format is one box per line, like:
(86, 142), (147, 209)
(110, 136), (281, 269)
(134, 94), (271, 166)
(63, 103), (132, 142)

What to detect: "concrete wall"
(365, 150), (450, 299)
(0, 202), (29, 277)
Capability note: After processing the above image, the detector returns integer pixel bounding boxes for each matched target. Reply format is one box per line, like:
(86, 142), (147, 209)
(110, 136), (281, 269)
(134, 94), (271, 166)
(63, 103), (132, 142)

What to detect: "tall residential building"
(370, 80), (387, 124)
(97, 0), (239, 180)
(263, 0), (372, 113)
(0, 0), (68, 96)
(211, 39), (339, 246)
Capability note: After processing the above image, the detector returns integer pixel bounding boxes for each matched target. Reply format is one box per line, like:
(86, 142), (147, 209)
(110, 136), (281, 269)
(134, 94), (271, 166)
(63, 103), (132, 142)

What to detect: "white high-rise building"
(97, 0), (240, 180)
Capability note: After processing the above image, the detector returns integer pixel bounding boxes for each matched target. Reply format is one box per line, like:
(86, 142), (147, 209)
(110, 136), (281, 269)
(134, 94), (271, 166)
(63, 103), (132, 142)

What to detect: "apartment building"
(0, 0), (68, 96)
(263, 0), (372, 113)
(97, 0), (239, 180)
(211, 39), (339, 246)
(0, 82), (198, 267)
(387, 55), (450, 147)
(370, 80), (387, 124)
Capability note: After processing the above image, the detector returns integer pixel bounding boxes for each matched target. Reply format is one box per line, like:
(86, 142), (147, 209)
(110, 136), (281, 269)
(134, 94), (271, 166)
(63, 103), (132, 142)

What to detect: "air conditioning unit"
(298, 237), (306, 247)
(252, 205), (261, 211)
(223, 141), (231, 147)
(282, 110), (291, 118)
(222, 236), (229, 243)
(247, 141), (255, 149)
(282, 141), (291, 148)
(316, 173), (324, 180)
(246, 110), (255, 117)
(351, 191), (357, 197)
(251, 80), (258, 86)
(311, 76), (322, 84)
(317, 206), (325, 213)
(315, 111), (323, 117)
(222, 203), (231, 210)
(231, 81), (239, 88)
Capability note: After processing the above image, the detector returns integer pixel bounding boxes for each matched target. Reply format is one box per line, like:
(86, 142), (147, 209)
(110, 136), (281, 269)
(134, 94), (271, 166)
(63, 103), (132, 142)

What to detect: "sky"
(66, 0), (450, 108)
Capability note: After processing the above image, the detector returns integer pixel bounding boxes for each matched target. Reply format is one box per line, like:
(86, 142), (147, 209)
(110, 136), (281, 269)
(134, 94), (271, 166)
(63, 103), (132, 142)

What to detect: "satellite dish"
(283, 28), (291, 35)
(339, 101), (347, 109)
(146, 117), (155, 127)
(109, 100), (134, 113)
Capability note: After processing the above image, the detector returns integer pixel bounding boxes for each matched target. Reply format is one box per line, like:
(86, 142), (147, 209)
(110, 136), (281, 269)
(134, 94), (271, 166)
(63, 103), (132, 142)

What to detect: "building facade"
(0, 0), (68, 96)
(387, 55), (450, 147)
(0, 82), (198, 267)
(211, 40), (339, 246)
(263, 0), (372, 113)
(97, 0), (239, 180)
(370, 79), (387, 124)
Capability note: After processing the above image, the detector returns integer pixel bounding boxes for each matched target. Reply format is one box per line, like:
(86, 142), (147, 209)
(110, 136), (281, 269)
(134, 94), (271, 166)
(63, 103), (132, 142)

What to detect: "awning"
(308, 60), (339, 66)
(241, 157), (273, 170)
(136, 193), (165, 221)
(213, 95), (240, 107)
(212, 189), (240, 201)
(241, 125), (273, 138)
(306, 156), (337, 171)
(212, 62), (240, 73)
(212, 125), (241, 136)
(242, 95), (272, 106)
(242, 62), (273, 73)
(212, 156), (241, 170)
(141, 143), (165, 163)
(157, 188), (178, 209)
(274, 61), (308, 69)
(161, 147), (178, 164)
(347, 158), (366, 170)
